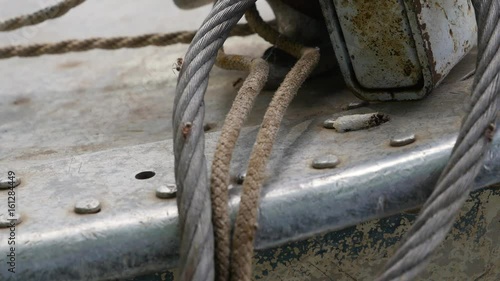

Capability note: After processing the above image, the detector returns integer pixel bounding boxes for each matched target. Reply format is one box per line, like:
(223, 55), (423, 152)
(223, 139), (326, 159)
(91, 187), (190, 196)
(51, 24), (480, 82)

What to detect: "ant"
(172, 58), (183, 74)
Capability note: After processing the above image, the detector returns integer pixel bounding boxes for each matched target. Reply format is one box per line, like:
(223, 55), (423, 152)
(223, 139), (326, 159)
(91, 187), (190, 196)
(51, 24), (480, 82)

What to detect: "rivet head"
(74, 198), (101, 214)
(0, 213), (22, 228)
(323, 119), (335, 129)
(156, 184), (177, 199)
(390, 133), (416, 147)
(236, 173), (246, 184)
(0, 176), (21, 189)
(312, 155), (340, 169)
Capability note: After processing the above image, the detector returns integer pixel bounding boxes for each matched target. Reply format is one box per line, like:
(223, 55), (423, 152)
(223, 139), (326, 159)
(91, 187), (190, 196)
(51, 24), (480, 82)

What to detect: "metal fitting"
(156, 184), (177, 199)
(312, 154), (340, 169)
(390, 133), (417, 147)
(74, 198), (101, 214)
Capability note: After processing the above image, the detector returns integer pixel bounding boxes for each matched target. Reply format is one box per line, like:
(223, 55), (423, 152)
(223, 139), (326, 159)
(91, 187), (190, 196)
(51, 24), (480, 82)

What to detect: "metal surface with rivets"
(130, 186), (500, 281)
(1, 53), (499, 279)
(0, 1), (498, 280)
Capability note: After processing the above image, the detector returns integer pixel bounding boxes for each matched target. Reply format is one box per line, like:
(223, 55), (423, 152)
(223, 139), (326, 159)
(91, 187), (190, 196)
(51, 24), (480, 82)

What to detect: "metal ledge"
(0, 3), (498, 278)
(1, 70), (499, 280)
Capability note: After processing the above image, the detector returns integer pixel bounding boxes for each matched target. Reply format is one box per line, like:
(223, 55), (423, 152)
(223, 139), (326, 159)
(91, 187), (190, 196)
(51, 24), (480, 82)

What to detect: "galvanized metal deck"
(0, 1), (499, 280)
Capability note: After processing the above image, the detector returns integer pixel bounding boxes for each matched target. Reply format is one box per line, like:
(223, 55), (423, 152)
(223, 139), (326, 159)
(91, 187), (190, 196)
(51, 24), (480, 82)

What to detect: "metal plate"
(0, 1), (498, 280)
(320, 0), (477, 100)
(130, 186), (500, 281)
(332, 0), (423, 88)
(1, 45), (499, 280)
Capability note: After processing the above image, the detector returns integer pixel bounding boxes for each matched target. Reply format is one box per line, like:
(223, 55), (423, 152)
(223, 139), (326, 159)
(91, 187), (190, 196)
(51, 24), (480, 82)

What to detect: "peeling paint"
(252, 187), (500, 281)
(131, 186), (499, 281)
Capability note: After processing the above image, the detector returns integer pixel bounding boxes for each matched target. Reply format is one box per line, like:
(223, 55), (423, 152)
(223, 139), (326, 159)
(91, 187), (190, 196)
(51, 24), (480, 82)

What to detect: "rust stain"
(404, 59), (414, 76)
(414, 0), (423, 14)
(130, 105), (154, 119)
(434, 2), (449, 21)
(61, 100), (79, 109)
(182, 122), (192, 139)
(12, 97), (31, 105)
(103, 85), (119, 92)
(450, 29), (458, 53)
(419, 24), (441, 83)
(70, 143), (107, 153)
(14, 149), (57, 160)
(57, 60), (84, 69)
(412, 1), (442, 83)
(345, 0), (421, 84)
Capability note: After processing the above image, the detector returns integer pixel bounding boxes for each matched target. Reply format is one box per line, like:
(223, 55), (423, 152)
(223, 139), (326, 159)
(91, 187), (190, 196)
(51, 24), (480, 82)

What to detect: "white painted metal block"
(320, 0), (477, 101)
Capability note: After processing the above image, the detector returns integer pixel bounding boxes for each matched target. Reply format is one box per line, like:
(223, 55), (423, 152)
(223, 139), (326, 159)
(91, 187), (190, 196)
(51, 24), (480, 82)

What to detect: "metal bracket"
(319, 0), (477, 101)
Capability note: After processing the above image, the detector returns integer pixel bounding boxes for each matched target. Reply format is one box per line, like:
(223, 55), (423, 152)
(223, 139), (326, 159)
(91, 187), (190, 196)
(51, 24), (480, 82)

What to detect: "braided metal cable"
(0, 0), (86, 32)
(172, 0), (256, 280)
(376, 1), (499, 280)
(0, 22), (260, 59)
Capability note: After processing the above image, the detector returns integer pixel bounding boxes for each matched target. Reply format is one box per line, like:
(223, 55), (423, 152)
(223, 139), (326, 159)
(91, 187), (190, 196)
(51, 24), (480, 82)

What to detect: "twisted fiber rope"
(172, 1), (257, 280)
(376, 1), (499, 280)
(243, 5), (302, 57)
(0, 22), (259, 59)
(211, 49), (269, 281)
(230, 6), (320, 281)
(0, 0), (86, 32)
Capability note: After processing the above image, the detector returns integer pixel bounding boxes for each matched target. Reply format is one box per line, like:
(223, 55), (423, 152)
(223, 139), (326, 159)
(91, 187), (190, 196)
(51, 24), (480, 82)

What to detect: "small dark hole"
(204, 123), (215, 132)
(135, 171), (156, 180)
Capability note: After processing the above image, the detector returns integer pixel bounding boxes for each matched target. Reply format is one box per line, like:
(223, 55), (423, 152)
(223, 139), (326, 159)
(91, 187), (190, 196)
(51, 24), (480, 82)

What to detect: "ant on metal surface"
(172, 58), (183, 74)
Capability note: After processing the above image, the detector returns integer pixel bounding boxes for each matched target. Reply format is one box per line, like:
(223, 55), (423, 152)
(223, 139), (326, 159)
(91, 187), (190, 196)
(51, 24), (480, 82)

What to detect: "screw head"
(390, 133), (416, 147)
(74, 198), (101, 214)
(0, 176), (21, 189)
(0, 213), (22, 228)
(312, 154), (340, 169)
(156, 184), (177, 199)
(236, 173), (246, 184)
(323, 119), (336, 129)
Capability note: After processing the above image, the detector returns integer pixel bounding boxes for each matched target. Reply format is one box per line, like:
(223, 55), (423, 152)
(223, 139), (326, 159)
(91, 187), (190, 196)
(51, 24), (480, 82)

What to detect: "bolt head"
(0, 176), (21, 189)
(236, 173), (246, 184)
(74, 198), (101, 214)
(156, 184), (177, 199)
(323, 119), (336, 129)
(0, 213), (22, 228)
(312, 155), (340, 169)
(390, 133), (416, 147)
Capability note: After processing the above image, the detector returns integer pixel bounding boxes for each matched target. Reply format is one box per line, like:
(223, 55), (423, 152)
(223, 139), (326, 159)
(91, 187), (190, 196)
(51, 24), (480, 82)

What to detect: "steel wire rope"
(376, 0), (499, 280)
(172, 0), (257, 280)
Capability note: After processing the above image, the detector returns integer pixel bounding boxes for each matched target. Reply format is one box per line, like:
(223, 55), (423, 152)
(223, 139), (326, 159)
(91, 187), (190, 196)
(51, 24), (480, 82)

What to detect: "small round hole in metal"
(135, 171), (156, 180)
